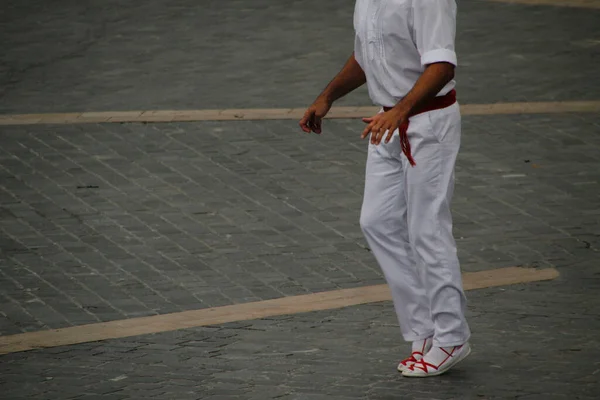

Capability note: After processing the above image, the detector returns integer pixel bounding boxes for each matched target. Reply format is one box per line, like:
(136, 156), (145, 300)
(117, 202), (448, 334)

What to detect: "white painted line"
(0, 267), (559, 355)
(1, 101), (599, 125)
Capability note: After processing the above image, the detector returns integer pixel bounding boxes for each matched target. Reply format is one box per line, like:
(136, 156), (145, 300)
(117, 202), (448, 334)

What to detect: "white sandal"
(402, 343), (471, 377)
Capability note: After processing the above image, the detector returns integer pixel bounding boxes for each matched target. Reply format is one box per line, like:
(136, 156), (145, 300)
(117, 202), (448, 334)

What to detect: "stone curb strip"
(487, 0), (600, 9)
(0, 266), (559, 355)
(0, 101), (599, 126)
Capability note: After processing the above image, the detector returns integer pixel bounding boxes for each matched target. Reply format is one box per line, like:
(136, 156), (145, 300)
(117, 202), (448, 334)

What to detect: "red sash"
(383, 89), (457, 166)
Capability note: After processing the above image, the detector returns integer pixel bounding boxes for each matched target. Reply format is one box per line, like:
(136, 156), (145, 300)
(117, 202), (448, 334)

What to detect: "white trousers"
(360, 103), (471, 347)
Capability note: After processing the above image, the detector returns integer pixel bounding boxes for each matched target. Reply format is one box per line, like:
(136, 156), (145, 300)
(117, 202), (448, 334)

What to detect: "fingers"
(361, 116), (385, 144)
(371, 125), (386, 145)
(299, 110), (315, 133)
(384, 126), (395, 143)
(299, 109), (323, 134)
(361, 116), (377, 139)
(361, 124), (376, 140)
(299, 113), (311, 133)
(383, 121), (399, 143)
(361, 115), (398, 145)
(373, 123), (398, 145)
(313, 115), (322, 134)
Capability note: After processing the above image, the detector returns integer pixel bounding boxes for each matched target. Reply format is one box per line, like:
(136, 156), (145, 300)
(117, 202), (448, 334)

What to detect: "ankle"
(411, 337), (433, 354)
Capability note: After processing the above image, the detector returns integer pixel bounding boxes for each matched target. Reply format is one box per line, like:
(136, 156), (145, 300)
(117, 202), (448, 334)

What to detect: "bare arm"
(361, 62), (455, 144)
(393, 62), (454, 116)
(363, 0), (458, 144)
(318, 53), (366, 103)
(299, 53), (366, 134)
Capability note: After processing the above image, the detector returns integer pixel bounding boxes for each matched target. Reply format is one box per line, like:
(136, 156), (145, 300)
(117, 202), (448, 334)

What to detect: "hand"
(299, 98), (332, 134)
(361, 107), (408, 145)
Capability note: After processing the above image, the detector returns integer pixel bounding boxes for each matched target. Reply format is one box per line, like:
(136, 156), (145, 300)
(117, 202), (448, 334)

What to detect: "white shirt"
(354, 0), (458, 107)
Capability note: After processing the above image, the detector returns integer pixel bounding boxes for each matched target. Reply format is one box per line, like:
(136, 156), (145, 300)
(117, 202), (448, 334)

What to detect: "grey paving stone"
(1, 260), (598, 399)
(1, 0), (600, 114)
(0, 2), (600, 399)
(1, 113), (600, 329)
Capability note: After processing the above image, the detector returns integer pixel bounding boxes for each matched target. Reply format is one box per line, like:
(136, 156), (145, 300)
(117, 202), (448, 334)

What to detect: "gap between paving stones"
(487, 0), (600, 8)
(0, 266), (559, 355)
(0, 101), (599, 125)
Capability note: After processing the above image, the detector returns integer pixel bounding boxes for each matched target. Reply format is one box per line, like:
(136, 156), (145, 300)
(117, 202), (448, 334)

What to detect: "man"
(299, 0), (471, 377)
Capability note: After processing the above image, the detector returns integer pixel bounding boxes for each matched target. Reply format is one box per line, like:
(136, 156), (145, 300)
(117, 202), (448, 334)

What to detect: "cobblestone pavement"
(1, 0), (600, 399)
(1, 0), (600, 113)
(1, 260), (599, 400)
(1, 113), (598, 335)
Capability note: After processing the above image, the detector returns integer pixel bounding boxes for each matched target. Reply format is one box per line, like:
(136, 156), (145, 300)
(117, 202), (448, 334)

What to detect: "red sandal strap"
(413, 360), (439, 373)
(412, 346), (462, 372)
(400, 355), (417, 366)
(400, 351), (423, 366)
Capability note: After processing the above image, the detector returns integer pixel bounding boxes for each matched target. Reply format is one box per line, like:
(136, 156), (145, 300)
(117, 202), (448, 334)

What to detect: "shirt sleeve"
(353, 1), (365, 70)
(354, 35), (365, 69)
(412, 0), (458, 67)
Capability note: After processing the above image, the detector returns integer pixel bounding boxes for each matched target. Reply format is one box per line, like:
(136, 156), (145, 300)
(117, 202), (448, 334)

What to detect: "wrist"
(391, 102), (411, 118)
(317, 92), (335, 105)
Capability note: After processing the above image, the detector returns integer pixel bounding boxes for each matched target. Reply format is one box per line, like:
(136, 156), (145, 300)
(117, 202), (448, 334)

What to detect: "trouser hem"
(403, 331), (435, 343)
(433, 335), (471, 348)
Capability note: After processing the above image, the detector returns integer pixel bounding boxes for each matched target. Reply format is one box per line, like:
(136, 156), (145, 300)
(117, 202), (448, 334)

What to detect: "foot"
(397, 337), (433, 372)
(402, 343), (471, 378)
